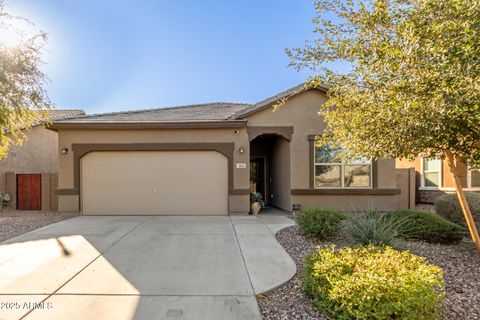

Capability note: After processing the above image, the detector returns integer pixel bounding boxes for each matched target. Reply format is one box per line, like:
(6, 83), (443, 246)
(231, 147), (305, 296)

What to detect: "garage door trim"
(56, 143), (245, 197)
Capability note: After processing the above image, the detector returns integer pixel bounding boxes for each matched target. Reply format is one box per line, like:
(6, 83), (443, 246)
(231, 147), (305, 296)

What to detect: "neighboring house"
(1, 109), (85, 211)
(50, 85), (409, 216)
(397, 157), (480, 203)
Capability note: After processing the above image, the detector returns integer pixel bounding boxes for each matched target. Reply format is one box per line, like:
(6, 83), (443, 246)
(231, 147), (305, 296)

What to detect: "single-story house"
(397, 157), (480, 203)
(2, 109), (85, 211)
(50, 85), (407, 215)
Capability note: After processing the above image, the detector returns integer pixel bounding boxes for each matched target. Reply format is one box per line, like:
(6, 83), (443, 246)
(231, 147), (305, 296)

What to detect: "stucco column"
(41, 173), (51, 211)
(5, 172), (16, 209)
(50, 173), (58, 212)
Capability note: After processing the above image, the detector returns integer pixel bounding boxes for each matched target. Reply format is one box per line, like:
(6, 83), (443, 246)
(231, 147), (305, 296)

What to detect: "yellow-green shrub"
(303, 245), (444, 319)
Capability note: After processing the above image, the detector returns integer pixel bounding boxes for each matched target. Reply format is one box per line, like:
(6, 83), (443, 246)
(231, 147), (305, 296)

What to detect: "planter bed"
(257, 226), (480, 320)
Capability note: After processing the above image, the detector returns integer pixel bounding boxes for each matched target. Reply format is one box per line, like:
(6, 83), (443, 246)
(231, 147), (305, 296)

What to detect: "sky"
(4, 0), (347, 114)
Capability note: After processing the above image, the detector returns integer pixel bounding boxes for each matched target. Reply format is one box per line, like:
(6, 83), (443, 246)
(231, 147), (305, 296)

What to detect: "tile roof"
(32, 109), (85, 123)
(54, 103), (252, 123)
(13, 109), (85, 130)
(52, 83), (329, 125)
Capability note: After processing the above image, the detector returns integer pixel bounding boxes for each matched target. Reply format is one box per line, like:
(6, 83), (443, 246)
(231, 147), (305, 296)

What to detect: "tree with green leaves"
(287, 0), (480, 254)
(0, 0), (51, 160)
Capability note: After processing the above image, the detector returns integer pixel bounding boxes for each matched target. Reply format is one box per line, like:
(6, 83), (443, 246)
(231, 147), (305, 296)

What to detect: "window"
(314, 143), (372, 188)
(422, 158), (441, 188)
(470, 169), (480, 188)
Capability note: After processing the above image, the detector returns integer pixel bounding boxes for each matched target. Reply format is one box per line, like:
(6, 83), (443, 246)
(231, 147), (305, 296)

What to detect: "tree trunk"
(445, 150), (480, 256)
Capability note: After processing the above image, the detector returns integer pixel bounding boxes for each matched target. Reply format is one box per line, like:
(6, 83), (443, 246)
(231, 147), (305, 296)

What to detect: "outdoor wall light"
(238, 146), (245, 154)
(61, 147), (69, 155)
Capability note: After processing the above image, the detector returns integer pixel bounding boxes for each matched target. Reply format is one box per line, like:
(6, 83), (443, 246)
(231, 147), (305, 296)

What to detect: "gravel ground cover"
(257, 226), (480, 320)
(0, 210), (78, 242)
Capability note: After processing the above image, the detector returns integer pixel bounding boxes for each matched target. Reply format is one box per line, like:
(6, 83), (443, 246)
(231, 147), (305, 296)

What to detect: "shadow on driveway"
(0, 215), (295, 320)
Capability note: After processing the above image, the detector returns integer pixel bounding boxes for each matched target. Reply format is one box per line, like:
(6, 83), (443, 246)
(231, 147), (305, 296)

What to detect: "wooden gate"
(17, 174), (41, 210)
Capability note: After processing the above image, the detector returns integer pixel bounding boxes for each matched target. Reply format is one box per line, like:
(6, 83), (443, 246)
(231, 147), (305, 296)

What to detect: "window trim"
(420, 157), (442, 190)
(313, 143), (373, 189)
(467, 168), (480, 189)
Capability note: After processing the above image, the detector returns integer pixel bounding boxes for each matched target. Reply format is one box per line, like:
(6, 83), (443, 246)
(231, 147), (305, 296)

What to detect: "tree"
(0, 0), (51, 160)
(287, 0), (480, 254)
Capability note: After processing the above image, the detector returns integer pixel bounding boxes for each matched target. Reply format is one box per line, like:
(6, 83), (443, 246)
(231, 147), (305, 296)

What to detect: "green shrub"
(344, 211), (410, 246)
(297, 208), (346, 239)
(434, 192), (480, 229)
(387, 210), (466, 244)
(303, 245), (444, 320)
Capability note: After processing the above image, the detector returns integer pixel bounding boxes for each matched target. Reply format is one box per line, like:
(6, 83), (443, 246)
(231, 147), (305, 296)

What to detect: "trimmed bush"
(344, 211), (410, 247)
(297, 208), (346, 239)
(434, 192), (480, 229)
(387, 210), (466, 244)
(303, 245), (444, 320)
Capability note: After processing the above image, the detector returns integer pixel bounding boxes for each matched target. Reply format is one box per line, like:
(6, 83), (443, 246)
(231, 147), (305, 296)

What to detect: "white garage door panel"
(81, 151), (228, 215)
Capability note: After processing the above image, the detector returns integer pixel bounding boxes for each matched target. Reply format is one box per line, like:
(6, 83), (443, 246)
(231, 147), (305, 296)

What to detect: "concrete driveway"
(0, 215), (295, 320)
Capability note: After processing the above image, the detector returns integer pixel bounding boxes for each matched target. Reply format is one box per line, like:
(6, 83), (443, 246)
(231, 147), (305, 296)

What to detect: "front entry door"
(250, 158), (266, 203)
(17, 174), (42, 210)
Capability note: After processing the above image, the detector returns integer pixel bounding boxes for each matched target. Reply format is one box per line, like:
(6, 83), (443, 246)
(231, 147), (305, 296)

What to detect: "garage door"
(81, 151), (228, 215)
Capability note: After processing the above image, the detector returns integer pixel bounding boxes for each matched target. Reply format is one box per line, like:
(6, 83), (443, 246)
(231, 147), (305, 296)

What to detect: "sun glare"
(0, 27), (21, 47)
(0, 8), (41, 48)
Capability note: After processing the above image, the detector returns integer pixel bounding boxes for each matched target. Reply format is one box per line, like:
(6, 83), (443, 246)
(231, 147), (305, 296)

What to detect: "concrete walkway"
(0, 214), (295, 320)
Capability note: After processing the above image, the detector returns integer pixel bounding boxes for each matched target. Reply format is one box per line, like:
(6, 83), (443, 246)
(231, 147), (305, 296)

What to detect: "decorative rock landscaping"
(258, 226), (480, 320)
(0, 210), (78, 242)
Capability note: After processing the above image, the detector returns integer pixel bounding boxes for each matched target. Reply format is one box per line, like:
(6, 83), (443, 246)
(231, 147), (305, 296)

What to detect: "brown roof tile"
(54, 103), (251, 123)
(52, 83), (329, 125)
(32, 109), (86, 123)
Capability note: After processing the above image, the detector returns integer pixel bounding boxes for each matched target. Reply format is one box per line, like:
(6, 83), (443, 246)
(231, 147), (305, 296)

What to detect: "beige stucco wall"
(57, 127), (250, 213)
(395, 168), (416, 209)
(376, 159), (397, 188)
(397, 157), (421, 203)
(247, 90), (328, 189)
(0, 126), (58, 191)
(246, 89), (398, 211)
(292, 195), (396, 212)
(0, 126), (59, 210)
(269, 137), (291, 211)
(58, 195), (79, 212)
